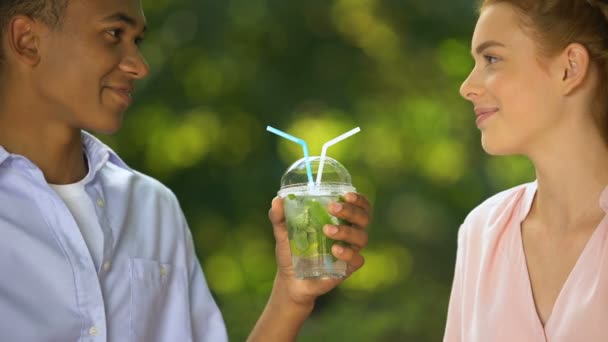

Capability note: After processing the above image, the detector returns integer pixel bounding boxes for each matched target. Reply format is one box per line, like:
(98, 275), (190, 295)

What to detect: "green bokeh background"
(99, 0), (535, 340)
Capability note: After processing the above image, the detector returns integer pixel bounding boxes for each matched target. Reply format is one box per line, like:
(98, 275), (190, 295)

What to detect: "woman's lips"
(475, 108), (498, 126)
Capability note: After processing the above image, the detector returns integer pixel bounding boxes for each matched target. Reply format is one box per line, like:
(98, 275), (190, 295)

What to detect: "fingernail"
(332, 203), (343, 212)
(334, 245), (344, 254)
(325, 225), (338, 235)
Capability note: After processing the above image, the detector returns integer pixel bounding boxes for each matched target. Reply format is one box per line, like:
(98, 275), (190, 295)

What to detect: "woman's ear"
(559, 43), (590, 95)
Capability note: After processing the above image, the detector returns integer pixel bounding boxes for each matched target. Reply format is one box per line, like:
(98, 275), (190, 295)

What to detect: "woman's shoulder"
(459, 181), (535, 242)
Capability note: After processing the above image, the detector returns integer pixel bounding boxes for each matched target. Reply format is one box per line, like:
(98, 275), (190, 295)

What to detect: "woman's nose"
(459, 69), (482, 101)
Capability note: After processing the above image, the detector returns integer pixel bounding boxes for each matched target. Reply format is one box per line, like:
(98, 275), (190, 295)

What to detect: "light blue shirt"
(0, 132), (228, 341)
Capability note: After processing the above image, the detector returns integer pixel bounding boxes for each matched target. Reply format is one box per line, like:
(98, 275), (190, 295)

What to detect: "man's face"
(33, 0), (149, 134)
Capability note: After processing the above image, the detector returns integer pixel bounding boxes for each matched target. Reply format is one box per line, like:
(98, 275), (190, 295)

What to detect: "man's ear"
(559, 43), (590, 95)
(6, 15), (42, 68)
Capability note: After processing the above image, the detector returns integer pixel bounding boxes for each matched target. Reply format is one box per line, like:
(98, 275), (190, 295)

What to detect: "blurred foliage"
(98, 0), (535, 341)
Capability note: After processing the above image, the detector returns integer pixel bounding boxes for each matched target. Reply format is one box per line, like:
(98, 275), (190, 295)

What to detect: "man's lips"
(105, 86), (133, 106)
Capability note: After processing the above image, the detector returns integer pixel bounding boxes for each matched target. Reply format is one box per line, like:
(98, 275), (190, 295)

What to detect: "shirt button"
(89, 326), (99, 336)
(103, 261), (111, 272)
(96, 198), (105, 208)
(160, 265), (167, 277)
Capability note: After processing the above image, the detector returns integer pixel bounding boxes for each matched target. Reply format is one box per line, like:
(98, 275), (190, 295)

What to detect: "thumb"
(269, 197), (289, 242)
(269, 197), (293, 267)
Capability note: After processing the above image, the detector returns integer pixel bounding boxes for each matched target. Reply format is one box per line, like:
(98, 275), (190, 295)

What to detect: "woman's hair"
(478, 0), (608, 140)
(0, 0), (68, 62)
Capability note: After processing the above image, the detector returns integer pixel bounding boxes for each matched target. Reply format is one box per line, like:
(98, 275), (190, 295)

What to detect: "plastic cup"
(277, 156), (356, 279)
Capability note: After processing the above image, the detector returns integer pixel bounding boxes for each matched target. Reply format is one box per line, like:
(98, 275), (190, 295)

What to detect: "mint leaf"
(293, 230), (309, 251)
(307, 199), (334, 228)
(306, 199), (340, 261)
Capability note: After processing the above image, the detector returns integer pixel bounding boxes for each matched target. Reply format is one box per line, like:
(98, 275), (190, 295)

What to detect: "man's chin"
(82, 114), (125, 135)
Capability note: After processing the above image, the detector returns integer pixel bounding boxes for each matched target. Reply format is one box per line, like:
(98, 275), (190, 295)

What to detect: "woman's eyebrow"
(473, 40), (506, 56)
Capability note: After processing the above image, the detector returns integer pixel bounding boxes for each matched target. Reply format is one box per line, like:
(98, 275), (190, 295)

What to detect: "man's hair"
(0, 0), (69, 61)
(478, 0), (608, 141)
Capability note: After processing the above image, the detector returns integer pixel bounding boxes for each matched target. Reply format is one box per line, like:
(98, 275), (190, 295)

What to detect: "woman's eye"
(484, 55), (499, 64)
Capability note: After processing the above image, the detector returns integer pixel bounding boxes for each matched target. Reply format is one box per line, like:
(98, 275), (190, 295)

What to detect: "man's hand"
(269, 192), (371, 307)
(248, 192), (371, 342)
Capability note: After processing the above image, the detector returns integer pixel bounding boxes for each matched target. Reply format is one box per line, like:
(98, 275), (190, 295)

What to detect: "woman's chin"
(481, 136), (516, 156)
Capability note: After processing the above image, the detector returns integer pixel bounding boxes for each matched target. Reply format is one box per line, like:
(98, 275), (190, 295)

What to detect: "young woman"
(445, 0), (608, 341)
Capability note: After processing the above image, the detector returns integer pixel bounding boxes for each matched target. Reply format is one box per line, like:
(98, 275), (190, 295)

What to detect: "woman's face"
(460, 3), (565, 156)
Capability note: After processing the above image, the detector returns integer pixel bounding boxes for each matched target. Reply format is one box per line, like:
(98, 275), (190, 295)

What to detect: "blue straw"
(267, 126), (314, 185)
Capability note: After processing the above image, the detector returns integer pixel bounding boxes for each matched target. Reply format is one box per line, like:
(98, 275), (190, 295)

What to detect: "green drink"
(278, 156), (356, 279)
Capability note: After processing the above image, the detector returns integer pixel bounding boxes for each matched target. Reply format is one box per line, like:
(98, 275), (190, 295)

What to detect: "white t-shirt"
(49, 180), (104, 270)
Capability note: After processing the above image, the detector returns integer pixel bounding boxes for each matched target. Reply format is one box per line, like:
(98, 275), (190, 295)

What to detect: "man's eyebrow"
(473, 40), (506, 55)
(101, 12), (147, 33)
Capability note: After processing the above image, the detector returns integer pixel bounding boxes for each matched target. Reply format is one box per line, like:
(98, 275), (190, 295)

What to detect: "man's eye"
(107, 28), (123, 38)
(135, 37), (145, 46)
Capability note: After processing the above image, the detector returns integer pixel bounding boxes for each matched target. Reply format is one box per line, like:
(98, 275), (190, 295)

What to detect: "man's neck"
(0, 107), (88, 185)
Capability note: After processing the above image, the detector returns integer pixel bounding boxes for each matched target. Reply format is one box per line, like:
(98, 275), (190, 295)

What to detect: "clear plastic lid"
(278, 156), (356, 197)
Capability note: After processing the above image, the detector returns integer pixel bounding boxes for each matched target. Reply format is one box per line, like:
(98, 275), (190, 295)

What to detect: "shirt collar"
(81, 131), (131, 178)
(523, 180), (608, 215)
(0, 146), (9, 166)
(599, 185), (608, 213)
(518, 180), (538, 222)
(0, 131), (130, 180)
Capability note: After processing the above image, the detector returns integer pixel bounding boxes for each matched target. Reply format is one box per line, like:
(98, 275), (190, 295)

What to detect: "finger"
(268, 197), (288, 240)
(324, 224), (368, 249)
(332, 245), (365, 272)
(345, 192), (372, 214)
(268, 196), (285, 225)
(328, 201), (371, 229)
(268, 197), (294, 270)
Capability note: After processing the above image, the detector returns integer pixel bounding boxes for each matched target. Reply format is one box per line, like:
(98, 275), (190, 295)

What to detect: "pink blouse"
(444, 181), (608, 342)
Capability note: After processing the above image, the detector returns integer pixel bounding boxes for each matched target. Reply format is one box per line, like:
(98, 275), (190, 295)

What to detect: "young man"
(0, 0), (371, 341)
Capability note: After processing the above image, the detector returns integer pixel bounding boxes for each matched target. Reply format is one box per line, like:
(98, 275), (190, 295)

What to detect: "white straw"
(315, 127), (361, 185)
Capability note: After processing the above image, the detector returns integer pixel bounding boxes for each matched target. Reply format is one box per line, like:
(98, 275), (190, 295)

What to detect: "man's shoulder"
(103, 162), (180, 207)
(82, 131), (177, 203)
